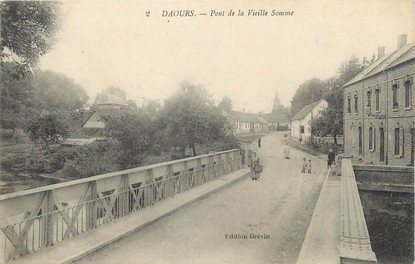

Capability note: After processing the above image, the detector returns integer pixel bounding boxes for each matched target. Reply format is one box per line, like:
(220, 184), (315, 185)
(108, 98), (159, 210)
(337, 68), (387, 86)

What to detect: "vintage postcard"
(0, 0), (414, 263)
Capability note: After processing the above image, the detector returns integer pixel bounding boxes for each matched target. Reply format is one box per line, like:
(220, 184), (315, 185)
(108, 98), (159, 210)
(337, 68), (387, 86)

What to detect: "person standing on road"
(249, 157), (262, 180)
(284, 143), (290, 159)
(258, 137), (262, 148)
(307, 159), (312, 173)
(336, 150), (343, 175)
(301, 158), (307, 173)
(328, 149), (335, 168)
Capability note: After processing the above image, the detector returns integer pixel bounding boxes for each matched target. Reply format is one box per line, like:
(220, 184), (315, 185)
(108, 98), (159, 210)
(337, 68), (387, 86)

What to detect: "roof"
(344, 42), (415, 87)
(61, 137), (105, 146)
(95, 94), (128, 106)
(291, 100), (324, 121)
(257, 116), (268, 124)
(230, 111), (262, 123)
(58, 111), (95, 135)
(260, 113), (290, 123)
(58, 110), (129, 138)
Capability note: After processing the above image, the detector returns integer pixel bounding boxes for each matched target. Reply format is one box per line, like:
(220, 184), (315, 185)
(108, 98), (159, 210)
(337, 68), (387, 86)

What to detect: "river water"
(360, 190), (414, 264)
(0, 171), (61, 195)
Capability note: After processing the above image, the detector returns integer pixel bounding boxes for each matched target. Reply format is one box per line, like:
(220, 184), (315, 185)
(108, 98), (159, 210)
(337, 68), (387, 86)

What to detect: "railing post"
(195, 158), (202, 186)
(121, 174), (129, 217)
(165, 165), (173, 198)
(182, 161), (189, 192)
(87, 181), (97, 230)
(237, 149), (241, 169)
(145, 169), (154, 207)
(209, 155), (215, 181)
(44, 190), (55, 247)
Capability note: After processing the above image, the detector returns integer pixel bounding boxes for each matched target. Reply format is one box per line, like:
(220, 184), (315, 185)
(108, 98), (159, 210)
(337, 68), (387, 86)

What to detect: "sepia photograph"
(0, 0), (414, 263)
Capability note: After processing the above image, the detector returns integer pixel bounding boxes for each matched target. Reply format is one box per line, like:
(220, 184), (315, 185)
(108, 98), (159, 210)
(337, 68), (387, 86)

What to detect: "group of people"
(301, 158), (313, 173)
(249, 137), (341, 180)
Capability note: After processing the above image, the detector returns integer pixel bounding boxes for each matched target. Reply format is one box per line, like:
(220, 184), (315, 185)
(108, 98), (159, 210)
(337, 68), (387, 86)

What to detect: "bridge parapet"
(0, 149), (241, 262)
(353, 164), (414, 193)
(340, 157), (377, 264)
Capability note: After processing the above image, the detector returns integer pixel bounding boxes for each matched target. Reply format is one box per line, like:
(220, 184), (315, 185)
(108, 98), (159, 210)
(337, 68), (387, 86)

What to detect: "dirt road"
(76, 132), (327, 264)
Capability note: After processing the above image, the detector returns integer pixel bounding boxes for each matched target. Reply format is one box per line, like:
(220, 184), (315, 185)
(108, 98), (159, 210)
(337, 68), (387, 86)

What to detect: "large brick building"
(343, 35), (414, 166)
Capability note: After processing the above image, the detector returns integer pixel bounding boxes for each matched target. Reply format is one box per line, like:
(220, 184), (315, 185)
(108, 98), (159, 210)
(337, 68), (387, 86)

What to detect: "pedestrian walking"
(283, 144), (290, 159)
(299, 136), (302, 145)
(250, 158), (262, 180)
(328, 149), (335, 168)
(258, 137), (262, 148)
(301, 158), (307, 173)
(336, 150), (343, 175)
(247, 150), (253, 167)
(307, 159), (312, 173)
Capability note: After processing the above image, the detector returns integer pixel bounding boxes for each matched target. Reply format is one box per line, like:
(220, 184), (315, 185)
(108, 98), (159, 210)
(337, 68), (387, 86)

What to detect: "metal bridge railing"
(0, 149), (241, 262)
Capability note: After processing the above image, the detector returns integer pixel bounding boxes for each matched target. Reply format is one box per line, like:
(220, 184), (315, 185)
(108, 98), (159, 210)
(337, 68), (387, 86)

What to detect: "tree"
(338, 56), (363, 85)
(0, 62), (40, 131)
(126, 99), (139, 112)
(25, 113), (68, 152)
(33, 70), (89, 110)
(1, 1), (62, 77)
(1, 65), (88, 132)
(311, 107), (343, 145)
(290, 78), (327, 117)
(105, 111), (155, 169)
(96, 86), (127, 102)
(218, 96), (233, 113)
(159, 82), (231, 156)
(143, 99), (161, 117)
(310, 56), (364, 144)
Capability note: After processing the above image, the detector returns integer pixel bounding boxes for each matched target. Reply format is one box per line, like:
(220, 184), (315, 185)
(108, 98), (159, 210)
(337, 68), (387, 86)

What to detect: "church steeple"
(272, 89), (281, 113)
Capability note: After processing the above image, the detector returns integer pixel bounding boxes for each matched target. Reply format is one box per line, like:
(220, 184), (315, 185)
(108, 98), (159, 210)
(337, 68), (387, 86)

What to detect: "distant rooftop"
(95, 94), (128, 106)
(291, 100), (324, 121)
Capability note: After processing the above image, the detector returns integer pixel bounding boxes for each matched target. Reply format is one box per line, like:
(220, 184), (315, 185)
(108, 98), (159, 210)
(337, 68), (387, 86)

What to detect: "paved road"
(76, 132), (327, 264)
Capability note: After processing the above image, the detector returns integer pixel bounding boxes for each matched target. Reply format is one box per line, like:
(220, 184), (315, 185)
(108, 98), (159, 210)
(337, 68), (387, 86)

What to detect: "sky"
(40, 0), (415, 113)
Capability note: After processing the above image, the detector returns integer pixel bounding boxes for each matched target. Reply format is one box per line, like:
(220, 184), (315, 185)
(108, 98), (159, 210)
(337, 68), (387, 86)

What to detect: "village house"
(343, 35), (414, 166)
(90, 94), (129, 111)
(59, 93), (131, 147)
(290, 100), (328, 142)
(230, 111), (266, 134)
(260, 113), (290, 131)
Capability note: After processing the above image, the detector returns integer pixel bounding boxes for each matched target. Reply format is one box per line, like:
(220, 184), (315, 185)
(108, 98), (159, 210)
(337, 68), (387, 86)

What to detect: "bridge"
(1, 132), (409, 264)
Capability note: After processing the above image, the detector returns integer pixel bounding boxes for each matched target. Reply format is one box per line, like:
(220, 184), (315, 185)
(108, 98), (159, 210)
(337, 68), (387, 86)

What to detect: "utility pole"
(310, 92), (314, 143)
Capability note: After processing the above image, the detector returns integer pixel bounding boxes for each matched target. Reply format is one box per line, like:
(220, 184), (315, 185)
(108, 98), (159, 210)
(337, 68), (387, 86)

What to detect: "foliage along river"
(0, 170), (63, 195)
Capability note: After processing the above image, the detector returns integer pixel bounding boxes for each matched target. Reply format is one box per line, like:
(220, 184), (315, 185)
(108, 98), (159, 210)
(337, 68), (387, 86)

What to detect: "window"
(354, 94), (358, 113)
(392, 83), (398, 110)
(375, 88), (380, 112)
(369, 127), (373, 150)
(405, 78), (412, 108)
(399, 128), (405, 158)
(367, 90), (372, 107)
(300, 125), (304, 133)
(347, 96), (351, 113)
(394, 127), (400, 155)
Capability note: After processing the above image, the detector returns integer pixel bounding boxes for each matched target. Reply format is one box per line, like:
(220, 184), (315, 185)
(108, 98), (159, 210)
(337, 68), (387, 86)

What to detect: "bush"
(0, 155), (26, 174)
(59, 142), (120, 178)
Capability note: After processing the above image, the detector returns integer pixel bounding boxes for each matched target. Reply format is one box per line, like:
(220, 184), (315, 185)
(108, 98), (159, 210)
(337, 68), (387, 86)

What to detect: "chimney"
(397, 34), (407, 49)
(377, 46), (385, 58)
